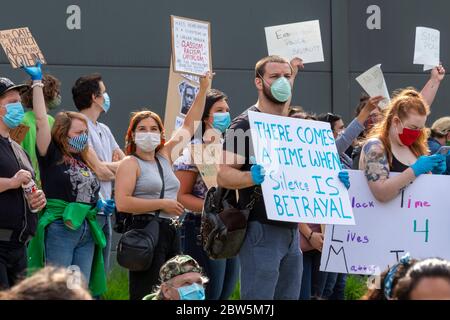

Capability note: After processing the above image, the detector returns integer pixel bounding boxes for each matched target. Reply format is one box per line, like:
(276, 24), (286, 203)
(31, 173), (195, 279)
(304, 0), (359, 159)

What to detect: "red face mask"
(398, 125), (421, 146)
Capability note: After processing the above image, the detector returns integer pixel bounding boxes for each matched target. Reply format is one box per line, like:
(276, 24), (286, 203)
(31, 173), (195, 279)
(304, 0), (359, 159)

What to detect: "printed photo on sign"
(178, 80), (199, 115)
(248, 111), (355, 225)
(320, 170), (450, 275)
(171, 15), (212, 76)
(265, 20), (324, 63)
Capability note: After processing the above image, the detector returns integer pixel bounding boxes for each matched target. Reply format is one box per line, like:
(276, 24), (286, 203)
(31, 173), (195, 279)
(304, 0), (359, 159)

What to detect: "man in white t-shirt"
(72, 74), (125, 273)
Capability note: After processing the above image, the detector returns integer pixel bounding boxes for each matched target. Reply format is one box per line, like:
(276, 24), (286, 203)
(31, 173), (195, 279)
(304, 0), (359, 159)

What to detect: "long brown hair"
(365, 88), (430, 166)
(52, 111), (90, 166)
(124, 110), (165, 155)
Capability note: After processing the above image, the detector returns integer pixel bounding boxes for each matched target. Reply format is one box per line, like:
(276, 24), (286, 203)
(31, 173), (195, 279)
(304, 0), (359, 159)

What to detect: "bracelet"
(307, 231), (314, 241)
(31, 82), (44, 89)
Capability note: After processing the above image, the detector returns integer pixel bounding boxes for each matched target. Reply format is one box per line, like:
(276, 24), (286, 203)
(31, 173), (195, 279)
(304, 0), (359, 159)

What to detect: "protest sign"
(356, 64), (390, 108)
(164, 60), (200, 139)
(265, 20), (324, 63)
(0, 27), (46, 68)
(248, 111), (355, 225)
(413, 26), (440, 71)
(9, 124), (29, 144)
(320, 170), (450, 275)
(171, 15), (211, 76)
(191, 143), (221, 189)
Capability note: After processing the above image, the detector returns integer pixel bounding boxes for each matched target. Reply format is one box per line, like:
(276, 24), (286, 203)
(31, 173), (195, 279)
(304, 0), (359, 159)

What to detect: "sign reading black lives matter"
(171, 15), (211, 76)
(0, 27), (46, 68)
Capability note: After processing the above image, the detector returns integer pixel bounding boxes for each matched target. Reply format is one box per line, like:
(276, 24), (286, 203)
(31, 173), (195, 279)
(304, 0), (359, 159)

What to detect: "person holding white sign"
(218, 55), (303, 300)
(359, 89), (446, 202)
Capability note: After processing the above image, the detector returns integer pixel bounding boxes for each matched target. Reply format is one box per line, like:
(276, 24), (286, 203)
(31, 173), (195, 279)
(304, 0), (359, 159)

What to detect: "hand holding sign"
(356, 64), (390, 109)
(21, 60), (43, 81)
(430, 63), (446, 82)
(250, 156), (266, 185)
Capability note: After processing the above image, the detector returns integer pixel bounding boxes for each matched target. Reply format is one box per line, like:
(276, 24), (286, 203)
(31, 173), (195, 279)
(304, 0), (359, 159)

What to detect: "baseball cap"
(0, 77), (29, 97)
(159, 255), (203, 283)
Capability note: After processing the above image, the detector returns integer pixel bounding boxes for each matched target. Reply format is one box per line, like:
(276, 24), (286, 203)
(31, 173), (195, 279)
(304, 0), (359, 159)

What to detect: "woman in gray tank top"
(115, 72), (213, 300)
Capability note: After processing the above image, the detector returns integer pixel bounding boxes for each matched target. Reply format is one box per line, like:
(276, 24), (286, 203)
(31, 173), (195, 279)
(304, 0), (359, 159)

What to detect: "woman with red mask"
(359, 89), (446, 203)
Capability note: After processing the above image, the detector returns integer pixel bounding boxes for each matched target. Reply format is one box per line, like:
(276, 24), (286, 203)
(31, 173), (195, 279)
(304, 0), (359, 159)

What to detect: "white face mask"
(134, 132), (161, 152)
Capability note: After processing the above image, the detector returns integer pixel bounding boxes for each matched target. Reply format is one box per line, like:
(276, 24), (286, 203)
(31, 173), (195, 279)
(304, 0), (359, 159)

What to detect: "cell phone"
(436, 146), (450, 155)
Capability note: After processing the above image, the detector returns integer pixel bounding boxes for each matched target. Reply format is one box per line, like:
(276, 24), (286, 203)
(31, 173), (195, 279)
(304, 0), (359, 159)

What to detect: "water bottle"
(22, 179), (39, 213)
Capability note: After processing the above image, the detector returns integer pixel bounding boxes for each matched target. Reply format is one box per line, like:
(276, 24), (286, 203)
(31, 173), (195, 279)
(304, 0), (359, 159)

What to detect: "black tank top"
(391, 154), (410, 173)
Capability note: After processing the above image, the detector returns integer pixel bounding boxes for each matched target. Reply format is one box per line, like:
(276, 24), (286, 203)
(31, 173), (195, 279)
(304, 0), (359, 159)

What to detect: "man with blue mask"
(143, 255), (208, 300)
(218, 55), (306, 300)
(0, 77), (47, 289)
(72, 74), (124, 275)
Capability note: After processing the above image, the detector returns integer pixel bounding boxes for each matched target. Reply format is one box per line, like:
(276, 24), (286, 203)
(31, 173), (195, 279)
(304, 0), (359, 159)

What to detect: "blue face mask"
(102, 92), (111, 112)
(2, 102), (25, 129)
(68, 133), (88, 152)
(177, 283), (205, 300)
(269, 77), (292, 103)
(212, 112), (231, 133)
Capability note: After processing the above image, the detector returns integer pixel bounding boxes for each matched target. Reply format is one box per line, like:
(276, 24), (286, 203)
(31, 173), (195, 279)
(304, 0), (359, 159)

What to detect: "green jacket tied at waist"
(27, 198), (107, 296)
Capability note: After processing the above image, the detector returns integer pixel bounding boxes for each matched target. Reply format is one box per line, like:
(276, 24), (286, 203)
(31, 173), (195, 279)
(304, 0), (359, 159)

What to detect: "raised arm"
(161, 72), (213, 163)
(22, 62), (51, 156)
(420, 64), (445, 107)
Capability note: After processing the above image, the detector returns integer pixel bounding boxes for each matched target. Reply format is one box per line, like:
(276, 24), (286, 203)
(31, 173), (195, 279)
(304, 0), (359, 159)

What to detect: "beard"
(262, 82), (285, 105)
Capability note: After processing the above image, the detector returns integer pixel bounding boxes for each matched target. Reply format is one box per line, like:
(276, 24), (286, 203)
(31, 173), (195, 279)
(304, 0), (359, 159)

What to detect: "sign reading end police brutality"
(248, 111), (355, 225)
(171, 16), (211, 76)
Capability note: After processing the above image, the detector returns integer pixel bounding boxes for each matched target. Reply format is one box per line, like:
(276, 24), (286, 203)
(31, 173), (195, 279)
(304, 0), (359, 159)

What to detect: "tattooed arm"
(360, 139), (416, 202)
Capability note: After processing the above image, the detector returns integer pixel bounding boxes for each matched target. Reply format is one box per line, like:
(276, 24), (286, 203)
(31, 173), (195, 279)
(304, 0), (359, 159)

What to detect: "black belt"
(132, 214), (160, 222)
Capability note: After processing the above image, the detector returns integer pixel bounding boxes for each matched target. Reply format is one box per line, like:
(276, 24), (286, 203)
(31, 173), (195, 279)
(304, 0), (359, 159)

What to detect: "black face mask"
(260, 78), (285, 106)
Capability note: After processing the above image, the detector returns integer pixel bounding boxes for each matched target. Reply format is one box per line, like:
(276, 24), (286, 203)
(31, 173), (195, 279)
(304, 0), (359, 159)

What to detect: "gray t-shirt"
(133, 154), (180, 219)
(87, 119), (120, 200)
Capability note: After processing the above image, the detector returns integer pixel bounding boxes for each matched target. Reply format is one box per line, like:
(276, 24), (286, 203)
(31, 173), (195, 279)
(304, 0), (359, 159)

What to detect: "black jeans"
(0, 241), (27, 290)
(128, 217), (181, 300)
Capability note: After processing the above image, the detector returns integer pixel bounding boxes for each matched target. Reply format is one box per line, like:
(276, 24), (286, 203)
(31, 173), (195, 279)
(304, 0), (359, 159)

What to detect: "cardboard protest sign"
(164, 60), (200, 139)
(190, 143), (221, 189)
(9, 124), (29, 144)
(171, 15), (212, 76)
(356, 64), (390, 108)
(320, 170), (450, 275)
(413, 27), (440, 71)
(248, 111), (355, 225)
(265, 20), (324, 63)
(0, 27), (46, 68)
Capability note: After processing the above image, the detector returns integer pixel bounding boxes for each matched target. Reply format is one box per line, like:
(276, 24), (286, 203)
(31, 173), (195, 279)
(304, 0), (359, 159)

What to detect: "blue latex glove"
(411, 155), (442, 177)
(21, 61), (43, 81)
(249, 156), (265, 185)
(338, 170), (350, 189)
(431, 154), (447, 175)
(96, 199), (116, 215)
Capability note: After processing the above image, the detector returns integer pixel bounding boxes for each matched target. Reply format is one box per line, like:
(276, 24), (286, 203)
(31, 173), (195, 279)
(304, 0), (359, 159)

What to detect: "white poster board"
(413, 27), (440, 71)
(171, 15), (211, 76)
(265, 20), (324, 63)
(356, 64), (390, 109)
(320, 170), (450, 275)
(247, 111), (355, 225)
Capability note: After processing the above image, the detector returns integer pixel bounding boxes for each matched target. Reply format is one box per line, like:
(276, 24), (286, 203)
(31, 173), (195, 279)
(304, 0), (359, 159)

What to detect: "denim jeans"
(180, 212), (240, 300)
(319, 272), (347, 300)
(45, 219), (95, 284)
(96, 214), (112, 274)
(239, 221), (303, 300)
(299, 249), (322, 300)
